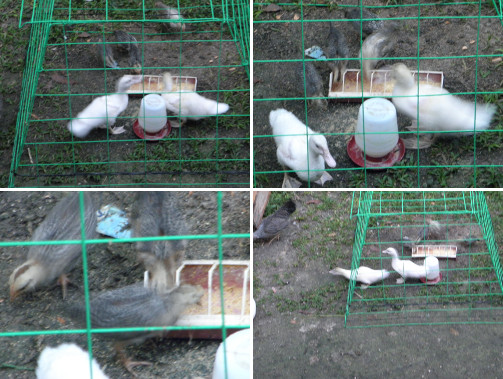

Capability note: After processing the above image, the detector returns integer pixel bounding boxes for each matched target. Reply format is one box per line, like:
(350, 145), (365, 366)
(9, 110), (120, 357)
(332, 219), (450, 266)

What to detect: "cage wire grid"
(0, 191), (251, 377)
(9, 0), (250, 188)
(253, 1), (503, 188)
(343, 191), (503, 328)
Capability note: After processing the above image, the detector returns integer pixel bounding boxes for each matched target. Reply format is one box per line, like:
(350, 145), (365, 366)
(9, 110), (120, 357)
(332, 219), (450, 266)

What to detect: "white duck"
(36, 343), (109, 379)
(67, 75), (143, 138)
(269, 108), (336, 188)
(392, 63), (496, 149)
(382, 247), (428, 284)
(161, 73), (230, 127)
(329, 266), (390, 289)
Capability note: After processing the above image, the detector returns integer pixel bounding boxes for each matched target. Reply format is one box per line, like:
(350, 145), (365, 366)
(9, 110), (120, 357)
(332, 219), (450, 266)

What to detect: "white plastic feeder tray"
(127, 74), (197, 95)
(412, 245), (457, 259)
(153, 259), (251, 339)
(328, 69), (444, 101)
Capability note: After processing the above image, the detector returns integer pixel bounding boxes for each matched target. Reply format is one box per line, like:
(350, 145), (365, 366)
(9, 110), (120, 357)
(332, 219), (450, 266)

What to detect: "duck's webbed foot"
(314, 171), (333, 186)
(282, 173), (302, 188)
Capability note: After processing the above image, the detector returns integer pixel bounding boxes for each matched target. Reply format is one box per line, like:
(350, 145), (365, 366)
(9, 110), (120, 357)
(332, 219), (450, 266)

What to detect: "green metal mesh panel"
(253, 1), (503, 188)
(10, 1), (250, 187)
(0, 191), (250, 377)
(345, 191), (503, 327)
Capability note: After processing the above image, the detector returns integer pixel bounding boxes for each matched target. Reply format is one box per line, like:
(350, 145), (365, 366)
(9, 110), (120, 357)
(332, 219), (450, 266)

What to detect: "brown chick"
(69, 283), (203, 376)
(9, 192), (97, 300)
(131, 192), (188, 293)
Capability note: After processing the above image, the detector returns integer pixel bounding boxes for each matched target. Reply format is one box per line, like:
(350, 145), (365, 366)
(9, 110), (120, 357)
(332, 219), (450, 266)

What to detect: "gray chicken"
(155, 1), (186, 31)
(403, 219), (446, 249)
(324, 23), (349, 82)
(359, 25), (397, 81)
(345, 8), (384, 36)
(131, 192), (188, 293)
(115, 30), (142, 74)
(297, 61), (327, 109)
(95, 38), (118, 69)
(9, 192), (97, 300)
(253, 200), (296, 240)
(69, 283), (203, 376)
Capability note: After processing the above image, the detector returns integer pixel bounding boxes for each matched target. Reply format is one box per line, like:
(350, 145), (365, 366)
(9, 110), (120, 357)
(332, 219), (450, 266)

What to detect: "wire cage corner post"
(9, 1), (250, 188)
(344, 191), (503, 328)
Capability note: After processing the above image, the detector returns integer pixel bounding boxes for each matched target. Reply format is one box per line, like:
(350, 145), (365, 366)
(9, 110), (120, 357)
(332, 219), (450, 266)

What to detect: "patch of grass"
(474, 167), (503, 188)
(275, 283), (342, 314)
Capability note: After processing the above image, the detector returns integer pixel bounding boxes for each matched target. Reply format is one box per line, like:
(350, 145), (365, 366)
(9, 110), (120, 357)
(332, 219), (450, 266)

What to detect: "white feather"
(392, 63), (496, 136)
(67, 75), (143, 138)
(36, 343), (109, 379)
(330, 266), (390, 288)
(269, 108), (336, 186)
(161, 73), (229, 122)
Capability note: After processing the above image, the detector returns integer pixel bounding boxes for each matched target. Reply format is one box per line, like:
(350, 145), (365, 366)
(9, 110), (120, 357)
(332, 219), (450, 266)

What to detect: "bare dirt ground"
(253, 1), (503, 188)
(253, 191), (503, 378)
(0, 190), (250, 378)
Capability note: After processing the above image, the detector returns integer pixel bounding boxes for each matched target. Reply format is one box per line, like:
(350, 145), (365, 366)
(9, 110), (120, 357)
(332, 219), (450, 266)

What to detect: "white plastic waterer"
(355, 98), (399, 158)
(138, 94), (167, 133)
(424, 256), (440, 280)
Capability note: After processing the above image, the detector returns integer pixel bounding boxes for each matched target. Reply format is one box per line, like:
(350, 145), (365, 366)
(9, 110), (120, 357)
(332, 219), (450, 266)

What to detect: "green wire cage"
(9, 0), (250, 188)
(0, 191), (250, 378)
(253, 1), (503, 188)
(344, 191), (503, 328)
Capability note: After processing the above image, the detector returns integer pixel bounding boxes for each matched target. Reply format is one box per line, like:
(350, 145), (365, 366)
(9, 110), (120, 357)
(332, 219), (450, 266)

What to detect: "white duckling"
(67, 75), (143, 138)
(392, 63), (496, 149)
(329, 266), (390, 289)
(161, 73), (229, 127)
(382, 247), (427, 284)
(269, 108), (336, 188)
(36, 343), (109, 379)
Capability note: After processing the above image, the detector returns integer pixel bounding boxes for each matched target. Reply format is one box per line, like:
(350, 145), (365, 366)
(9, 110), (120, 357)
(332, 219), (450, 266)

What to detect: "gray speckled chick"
(69, 283), (203, 376)
(254, 200), (296, 240)
(9, 192), (97, 300)
(324, 23), (349, 82)
(345, 8), (384, 36)
(95, 38), (118, 69)
(115, 30), (142, 74)
(297, 61), (327, 109)
(131, 192), (188, 293)
(360, 26), (397, 80)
